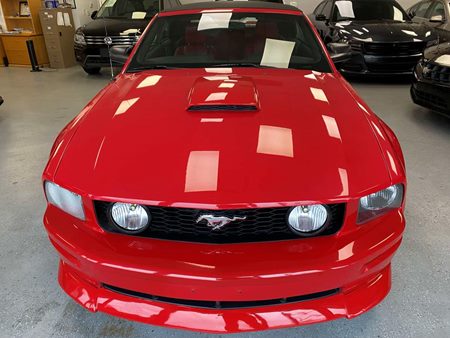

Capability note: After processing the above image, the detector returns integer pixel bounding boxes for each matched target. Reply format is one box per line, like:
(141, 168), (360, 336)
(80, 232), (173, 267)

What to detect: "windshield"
(96, 0), (159, 19)
(127, 12), (331, 72)
(332, 0), (409, 22)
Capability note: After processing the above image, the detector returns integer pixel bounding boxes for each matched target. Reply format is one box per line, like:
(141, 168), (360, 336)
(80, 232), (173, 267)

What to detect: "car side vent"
(188, 105), (258, 112)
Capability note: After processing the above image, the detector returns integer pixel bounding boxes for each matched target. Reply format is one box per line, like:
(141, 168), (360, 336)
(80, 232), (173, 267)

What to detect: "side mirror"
(408, 10), (416, 18)
(91, 10), (98, 20)
(327, 42), (352, 64)
(110, 45), (133, 65)
(315, 14), (327, 22)
(430, 15), (444, 23)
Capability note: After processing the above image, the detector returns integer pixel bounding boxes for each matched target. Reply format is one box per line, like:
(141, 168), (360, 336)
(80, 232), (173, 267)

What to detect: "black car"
(407, 0), (450, 43)
(74, 0), (283, 75)
(309, 0), (438, 75)
(411, 42), (450, 115)
(74, 0), (163, 74)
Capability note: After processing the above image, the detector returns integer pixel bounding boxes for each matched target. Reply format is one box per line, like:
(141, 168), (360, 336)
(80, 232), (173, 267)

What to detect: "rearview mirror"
(429, 15), (444, 23)
(91, 10), (98, 20)
(315, 14), (327, 22)
(327, 42), (352, 65)
(110, 45), (133, 66)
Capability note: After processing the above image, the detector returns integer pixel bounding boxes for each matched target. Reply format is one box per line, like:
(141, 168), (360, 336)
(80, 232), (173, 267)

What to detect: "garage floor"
(0, 67), (449, 338)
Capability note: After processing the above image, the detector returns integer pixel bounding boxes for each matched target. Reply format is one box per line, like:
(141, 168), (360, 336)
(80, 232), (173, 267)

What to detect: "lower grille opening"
(102, 284), (340, 309)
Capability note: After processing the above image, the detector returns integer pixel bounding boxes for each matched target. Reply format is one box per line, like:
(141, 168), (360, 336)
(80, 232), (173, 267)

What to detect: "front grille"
(349, 41), (363, 52)
(85, 35), (139, 46)
(188, 105), (258, 112)
(103, 283), (340, 309)
(366, 62), (416, 74)
(413, 88), (448, 110)
(423, 62), (450, 85)
(363, 42), (425, 56)
(94, 202), (346, 243)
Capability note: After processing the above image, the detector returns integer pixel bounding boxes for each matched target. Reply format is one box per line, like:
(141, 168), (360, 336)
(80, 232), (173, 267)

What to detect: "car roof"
(163, 1), (301, 13)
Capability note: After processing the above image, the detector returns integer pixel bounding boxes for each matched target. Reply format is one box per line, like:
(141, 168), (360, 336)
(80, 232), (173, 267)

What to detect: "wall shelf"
(0, 0), (48, 66)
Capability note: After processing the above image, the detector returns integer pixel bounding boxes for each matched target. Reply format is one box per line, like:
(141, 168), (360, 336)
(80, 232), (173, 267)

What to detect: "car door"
(427, 0), (450, 41)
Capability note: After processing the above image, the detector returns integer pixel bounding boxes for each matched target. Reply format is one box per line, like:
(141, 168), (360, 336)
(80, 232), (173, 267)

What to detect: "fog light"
(288, 205), (328, 235)
(111, 203), (150, 233)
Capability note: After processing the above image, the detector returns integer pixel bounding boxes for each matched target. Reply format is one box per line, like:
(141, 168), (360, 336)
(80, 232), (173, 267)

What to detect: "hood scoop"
(188, 104), (258, 112)
(187, 75), (259, 112)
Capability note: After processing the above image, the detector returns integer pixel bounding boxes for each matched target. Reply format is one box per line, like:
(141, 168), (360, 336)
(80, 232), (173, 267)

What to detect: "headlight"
(287, 204), (329, 235)
(45, 181), (85, 220)
(74, 32), (86, 46)
(111, 203), (150, 233)
(357, 184), (404, 224)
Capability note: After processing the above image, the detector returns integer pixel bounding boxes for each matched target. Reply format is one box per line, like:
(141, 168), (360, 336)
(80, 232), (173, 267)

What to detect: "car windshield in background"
(96, 0), (159, 19)
(127, 13), (332, 72)
(333, 0), (409, 22)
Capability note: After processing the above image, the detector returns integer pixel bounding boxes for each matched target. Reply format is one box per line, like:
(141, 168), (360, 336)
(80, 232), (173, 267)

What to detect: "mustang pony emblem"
(196, 215), (246, 230)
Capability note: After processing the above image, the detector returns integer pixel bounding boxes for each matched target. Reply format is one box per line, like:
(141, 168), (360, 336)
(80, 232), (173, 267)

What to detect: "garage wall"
(72, 0), (102, 28)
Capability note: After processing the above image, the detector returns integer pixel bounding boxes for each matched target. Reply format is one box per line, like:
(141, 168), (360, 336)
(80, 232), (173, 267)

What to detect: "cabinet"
(0, 0), (48, 66)
(39, 8), (76, 68)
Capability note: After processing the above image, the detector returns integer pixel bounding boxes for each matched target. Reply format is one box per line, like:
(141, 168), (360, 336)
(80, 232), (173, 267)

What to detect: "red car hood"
(55, 68), (390, 207)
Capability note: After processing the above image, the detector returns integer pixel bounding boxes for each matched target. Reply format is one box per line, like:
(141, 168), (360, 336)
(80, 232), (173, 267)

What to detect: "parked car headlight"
(111, 203), (150, 233)
(74, 32), (86, 46)
(357, 184), (404, 224)
(287, 204), (329, 235)
(45, 181), (85, 220)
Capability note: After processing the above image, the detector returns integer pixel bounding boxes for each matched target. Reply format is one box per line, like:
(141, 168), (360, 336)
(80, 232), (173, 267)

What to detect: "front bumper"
(44, 205), (405, 333)
(411, 79), (450, 115)
(75, 45), (120, 69)
(339, 53), (421, 76)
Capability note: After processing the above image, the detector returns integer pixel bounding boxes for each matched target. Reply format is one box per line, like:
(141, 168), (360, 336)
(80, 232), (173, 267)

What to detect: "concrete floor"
(0, 66), (449, 338)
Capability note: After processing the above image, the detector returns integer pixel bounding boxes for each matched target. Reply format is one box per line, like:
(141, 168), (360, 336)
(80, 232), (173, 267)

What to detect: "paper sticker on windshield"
(198, 12), (233, 31)
(435, 54), (450, 67)
(260, 39), (295, 69)
(335, 1), (355, 19)
(132, 11), (146, 19)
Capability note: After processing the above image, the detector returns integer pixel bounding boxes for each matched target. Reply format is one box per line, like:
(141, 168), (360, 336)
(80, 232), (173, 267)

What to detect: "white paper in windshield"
(132, 11), (146, 19)
(260, 39), (295, 69)
(335, 1), (355, 19)
(393, 7), (403, 21)
(198, 12), (232, 31)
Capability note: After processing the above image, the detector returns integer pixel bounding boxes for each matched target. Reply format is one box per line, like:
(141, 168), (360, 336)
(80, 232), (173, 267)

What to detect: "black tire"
(83, 66), (101, 75)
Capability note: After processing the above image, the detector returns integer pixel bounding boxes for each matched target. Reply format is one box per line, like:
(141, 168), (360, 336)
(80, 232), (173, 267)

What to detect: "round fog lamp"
(111, 203), (149, 232)
(288, 204), (328, 235)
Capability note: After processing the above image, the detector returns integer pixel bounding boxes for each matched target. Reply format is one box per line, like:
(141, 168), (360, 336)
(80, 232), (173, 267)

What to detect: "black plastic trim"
(102, 283), (340, 309)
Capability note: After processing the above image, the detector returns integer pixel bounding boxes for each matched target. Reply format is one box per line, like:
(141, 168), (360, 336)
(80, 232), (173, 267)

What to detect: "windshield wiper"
(208, 63), (275, 68)
(127, 65), (179, 73)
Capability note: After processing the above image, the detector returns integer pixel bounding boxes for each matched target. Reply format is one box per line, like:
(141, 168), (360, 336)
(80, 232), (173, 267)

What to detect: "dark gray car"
(407, 0), (450, 43)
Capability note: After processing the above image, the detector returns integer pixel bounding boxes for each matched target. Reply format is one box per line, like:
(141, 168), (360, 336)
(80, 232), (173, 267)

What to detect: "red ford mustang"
(42, 1), (407, 333)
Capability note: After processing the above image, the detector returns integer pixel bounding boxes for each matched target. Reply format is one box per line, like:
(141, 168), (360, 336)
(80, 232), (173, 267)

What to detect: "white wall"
(72, 0), (102, 28)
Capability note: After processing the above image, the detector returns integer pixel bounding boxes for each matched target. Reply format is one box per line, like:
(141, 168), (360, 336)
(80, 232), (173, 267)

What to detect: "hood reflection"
(185, 151), (220, 192)
(257, 125), (294, 158)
